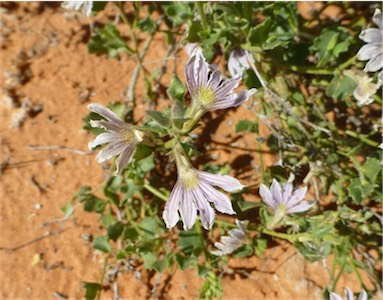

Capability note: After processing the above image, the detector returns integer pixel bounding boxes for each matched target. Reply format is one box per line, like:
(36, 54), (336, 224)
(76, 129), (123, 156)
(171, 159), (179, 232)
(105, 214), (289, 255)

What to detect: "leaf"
(247, 17), (272, 49)
(107, 221), (124, 241)
(92, 2), (107, 14)
(347, 178), (363, 204)
(137, 155), (155, 173)
(88, 24), (134, 57)
(139, 216), (165, 237)
(142, 252), (156, 269)
(235, 119), (258, 133)
(146, 110), (171, 128)
(175, 253), (192, 270)
(178, 227), (203, 255)
(93, 235), (112, 253)
(138, 17), (157, 33)
(362, 158), (380, 184)
(237, 201), (262, 211)
(326, 74), (357, 100)
(82, 282), (101, 300)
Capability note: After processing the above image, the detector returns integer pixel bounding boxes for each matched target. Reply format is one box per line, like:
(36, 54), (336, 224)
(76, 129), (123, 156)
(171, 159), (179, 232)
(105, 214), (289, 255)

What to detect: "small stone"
(34, 203), (43, 210)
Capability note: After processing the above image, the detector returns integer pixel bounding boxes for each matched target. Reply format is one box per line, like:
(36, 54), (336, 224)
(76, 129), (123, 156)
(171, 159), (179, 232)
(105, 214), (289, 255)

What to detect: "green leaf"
(107, 221), (124, 241)
(362, 158), (380, 184)
(146, 110), (171, 128)
(175, 253), (192, 270)
(142, 252), (156, 269)
(326, 74), (356, 100)
(134, 144), (153, 162)
(235, 119), (258, 133)
(123, 227), (139, 241)
(93, 235), (112, 253)
(347, 178), (363, 203)
(88, 24), (134, 57)
(247, 17), (272, 49)
(139, 216), (165, 237)
(92, 2), (107, 14)
(137, 155), (155, 173)
(138, 17), (157, 33)
(237, 201), (262, 211)
(82, 282), (101, 300)
(178, 227), (203, 255)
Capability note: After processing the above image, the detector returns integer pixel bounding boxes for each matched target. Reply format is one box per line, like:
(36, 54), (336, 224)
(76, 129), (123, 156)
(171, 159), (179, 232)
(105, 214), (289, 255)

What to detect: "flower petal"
(199, 181), (236, 215)
(365, 52), (383, 72)
(286, 200), (312, 214)
(286, 186), (308, 207)
(271, 179), (283, 205)
(90, 120), (121, 132)
(359, 28), (382, 44)
(163, 181), (182, 228)
(88, 132), (120, 149)
(179, 189), (197, 230)
(372, 8), (382, 29)
(358, 290), (368, 300)
(88, 103), (126, 127)
(259, 184), (276, 210)
(346, 288), (354, 300)
(210, 89), (256, 111)
(330, 293), (343, 300)
(114, 143), (136, 175)
(282, 183), (293, 205)
(95, 141), (127, 163)
(357, 44), (380, 61)
(197, 170), (244, 192)
(192, 188), (215, 230)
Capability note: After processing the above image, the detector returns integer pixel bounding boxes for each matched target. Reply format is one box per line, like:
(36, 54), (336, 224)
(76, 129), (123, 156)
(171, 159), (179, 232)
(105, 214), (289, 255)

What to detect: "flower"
(163, 146), (243, 230)
(61, 1), (93, 18)
(344, 69), (381, 106)
(330, 288), (367, 300)
(357, 8), (383, 77)
(87, 103), (144, 175)
(211, 220), (247, 256)
(185, 47), (256, 113)
(228, 48), (255, 78)
(260, 179), (311, 229)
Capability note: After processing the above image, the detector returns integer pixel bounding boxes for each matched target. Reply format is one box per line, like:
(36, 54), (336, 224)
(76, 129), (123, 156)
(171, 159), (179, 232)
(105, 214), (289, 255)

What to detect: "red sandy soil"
(0, 2), (374, 299)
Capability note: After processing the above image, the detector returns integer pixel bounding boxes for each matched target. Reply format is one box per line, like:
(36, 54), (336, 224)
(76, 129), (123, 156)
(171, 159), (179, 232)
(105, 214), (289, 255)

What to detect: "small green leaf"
(326, 74), (356, 100)
(235, 119), (258, 133)
(347, 178), (363, 204)
(142, 252), (156, 269)
(138, 17), (157, 33)
(88, 24), (134, 57)
(146, 110), (171, 128)
(178, 227), (203, 255)
(82, 282), (101, 300)
(93, 235), (112, 253)
(168, 75), (187, 107)
(107, 221), (124, 241)
(362, 158), (380, 184)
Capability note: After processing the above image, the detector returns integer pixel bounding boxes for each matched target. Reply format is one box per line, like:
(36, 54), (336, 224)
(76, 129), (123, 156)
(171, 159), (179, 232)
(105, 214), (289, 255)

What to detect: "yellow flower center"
(180, 168), (200, 190)
(120, 129), (143, 143)
(195, 87), (216, 107)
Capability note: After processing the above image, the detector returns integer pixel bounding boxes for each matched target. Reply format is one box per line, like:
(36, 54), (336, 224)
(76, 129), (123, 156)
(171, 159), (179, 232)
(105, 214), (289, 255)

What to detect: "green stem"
(259, 228), (298, 242)
(345, 130), (379, 147)
(143, 183), (168, 202)
(331, 257), (347, 291)
(96, 255), (109, 300)
(115, 2), (148, 81)
(196, 2), (208, 31)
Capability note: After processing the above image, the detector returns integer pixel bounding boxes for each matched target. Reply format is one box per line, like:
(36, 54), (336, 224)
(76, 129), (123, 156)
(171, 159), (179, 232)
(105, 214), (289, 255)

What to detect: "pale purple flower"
(211, 220), (247, 256)
(185, 47), (256, 112)
(344, 69), (381, 106)
(184, 43), (198, 56)
(88, 103), (144, 175)
(357, 9), (383, 76)
(330, 288), (367, 300)
(163, 150), (243, 230)
(228, 48), (255, 78)
(61, 1), (93, 18)
(260, 179), (311, 214)
(260, 179), (311, 229)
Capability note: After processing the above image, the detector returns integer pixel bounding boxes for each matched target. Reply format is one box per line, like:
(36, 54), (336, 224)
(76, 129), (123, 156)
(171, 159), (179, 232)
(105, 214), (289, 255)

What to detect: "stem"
(143, 183), (168, 202)
(331, 256), (347, 291)
(97, 255), (109, 300)
(196, 2), (208, 31)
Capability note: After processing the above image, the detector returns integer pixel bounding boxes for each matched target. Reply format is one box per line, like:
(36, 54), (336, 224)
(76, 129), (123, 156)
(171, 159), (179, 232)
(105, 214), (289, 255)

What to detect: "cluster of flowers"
(87, 47), (313, 255)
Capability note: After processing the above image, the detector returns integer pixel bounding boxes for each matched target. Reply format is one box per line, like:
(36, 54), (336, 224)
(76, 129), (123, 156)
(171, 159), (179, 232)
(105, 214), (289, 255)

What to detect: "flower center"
(195, 87), (216, 107)
(180, 168), (200, 190)
(120, 129), (143, 143)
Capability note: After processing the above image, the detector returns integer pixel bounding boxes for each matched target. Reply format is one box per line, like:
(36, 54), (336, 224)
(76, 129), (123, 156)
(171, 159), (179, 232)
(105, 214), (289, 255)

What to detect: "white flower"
(357, 8), (383, 76)
(330, 288), (367, 300)
(185, 47), (256, 112)
(163, 146), (243, 230)
(344, 69), (381, 106)
(61, 1), (93, 18)
(228, 48), (255, 78)
(88, 103), (144, 175)
(184, 43), (198, 56)
(211, 220), (247, 256)
(260, 179), (312, 229)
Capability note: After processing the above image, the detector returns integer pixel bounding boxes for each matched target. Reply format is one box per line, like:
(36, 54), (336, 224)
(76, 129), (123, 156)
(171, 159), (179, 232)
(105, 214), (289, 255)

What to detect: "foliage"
(63, 2), (382, 299)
